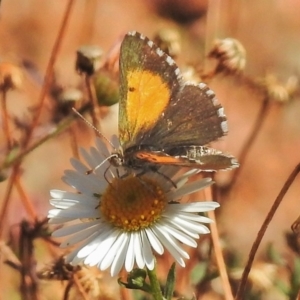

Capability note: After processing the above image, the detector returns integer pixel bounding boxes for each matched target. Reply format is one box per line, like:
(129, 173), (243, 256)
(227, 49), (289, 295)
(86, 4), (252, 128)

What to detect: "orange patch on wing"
(126, 70), (170, 137)
(136, 151), (183, 164)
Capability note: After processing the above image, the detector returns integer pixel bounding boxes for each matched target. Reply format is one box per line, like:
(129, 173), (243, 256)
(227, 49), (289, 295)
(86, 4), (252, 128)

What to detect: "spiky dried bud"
(52, 87), (83, 123)
(209, 38), (246, 74)
(181, 65), (202, 84)
(0, 62), (23, 91)
(231, 262), (277, 291)
(256, 74), (298, 103)
(76, 46), (103, 75)
(153, 28), (181, 58)
(58, 87), (83, 104)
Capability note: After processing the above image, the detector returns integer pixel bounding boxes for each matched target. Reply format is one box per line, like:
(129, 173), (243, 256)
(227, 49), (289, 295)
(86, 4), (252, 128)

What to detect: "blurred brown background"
(1, 0), (300, 299)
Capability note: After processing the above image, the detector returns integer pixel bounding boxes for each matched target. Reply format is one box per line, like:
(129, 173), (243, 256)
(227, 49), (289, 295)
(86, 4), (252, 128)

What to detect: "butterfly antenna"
(72, 107), (115, 149)
(86, 154), (118, 175)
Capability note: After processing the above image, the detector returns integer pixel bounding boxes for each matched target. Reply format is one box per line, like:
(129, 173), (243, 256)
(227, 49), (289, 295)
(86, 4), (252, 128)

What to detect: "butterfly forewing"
(119, 31), (181, 149)
(145, 83), (227, 148)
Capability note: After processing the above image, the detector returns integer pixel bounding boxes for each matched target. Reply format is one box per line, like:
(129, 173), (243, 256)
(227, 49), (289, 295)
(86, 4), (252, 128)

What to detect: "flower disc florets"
(101, 175), (168, 231)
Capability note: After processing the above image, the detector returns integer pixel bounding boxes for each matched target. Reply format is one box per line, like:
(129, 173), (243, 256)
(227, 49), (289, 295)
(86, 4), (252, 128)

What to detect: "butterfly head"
(109, 147), (125, 168)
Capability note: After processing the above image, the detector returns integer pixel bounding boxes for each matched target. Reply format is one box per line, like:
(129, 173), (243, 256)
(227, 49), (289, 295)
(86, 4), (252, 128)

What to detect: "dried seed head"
(153, 28), (181, 58)
(38, 257), (81, 280)
(76, 46), (103, 75)
(0, 62), (24, 91)
(181, 65), (202, 84)
(256, 74), (298, 103)
(231, 262), (277, 292)
(209, 38), (246, 74)
(51, 87), (83, 123)
(58, 87), (83, 104)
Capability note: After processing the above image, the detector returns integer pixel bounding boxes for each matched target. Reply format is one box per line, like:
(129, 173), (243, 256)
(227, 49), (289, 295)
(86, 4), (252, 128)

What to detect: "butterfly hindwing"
(134, 146), (237, 171)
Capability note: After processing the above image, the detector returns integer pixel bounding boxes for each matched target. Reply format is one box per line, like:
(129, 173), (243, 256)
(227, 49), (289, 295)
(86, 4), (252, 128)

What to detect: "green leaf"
(164, 263), (176, 300)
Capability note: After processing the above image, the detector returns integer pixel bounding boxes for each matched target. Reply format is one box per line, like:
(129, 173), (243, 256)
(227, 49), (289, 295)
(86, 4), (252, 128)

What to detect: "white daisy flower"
(48, 138), (220, 277)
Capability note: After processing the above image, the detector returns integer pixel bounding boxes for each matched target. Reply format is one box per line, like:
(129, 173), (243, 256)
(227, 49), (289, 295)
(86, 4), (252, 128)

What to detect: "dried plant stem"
(85, 75), (101, 131)
(15, 177), (37, 220)
(28, 0), (75, 138)
(0, 90), (12, 152)
(1, 104), (89, 171)
(73, 273), (90, 300)
(205, 187), (234, 300)
(68, 127), (79, 159)
(228, 97), (271, 189)
(0, 0), (75, 237)
(0, 117), (73, 235)
(235, 163), (300, 300)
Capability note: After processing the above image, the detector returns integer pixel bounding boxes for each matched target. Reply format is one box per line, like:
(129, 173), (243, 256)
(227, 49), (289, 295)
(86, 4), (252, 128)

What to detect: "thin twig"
(85, 75), (101, 131)
(0, 104), (89, 171)
(27, 0), (75, 139)
(235, 163), (300, 300)
(205, 186), (234, 300)
(0, 90), (12, 152)
(0, 0), (75, 238)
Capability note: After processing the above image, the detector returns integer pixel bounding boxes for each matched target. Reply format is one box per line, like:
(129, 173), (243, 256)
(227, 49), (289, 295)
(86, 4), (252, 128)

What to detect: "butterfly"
(110, 31), (238, 172)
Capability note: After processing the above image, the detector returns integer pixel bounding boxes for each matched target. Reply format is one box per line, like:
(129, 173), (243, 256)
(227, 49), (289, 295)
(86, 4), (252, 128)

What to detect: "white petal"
(59, 225), (100, 248)
(162, 218), (199, 238)
(110, 233), (130, 276)
(70, 158), (89, 174)
(99, 232), (126, 272)
(95, 138), (111, 157)
(165, 215), (211, 235)
(140, 230), (155, 270)
(168, 202), (219, 213)
(52, 220), (100, 237)
(152, 225), (189, 265)
(125, 233), (135, 272)
(171, 178), (213, 199)
(50, 206), (100, 220)
(80, 147), (100, 169)
(159, 222), (197, 247)
(144, 228), (164, 254)
(175, 212), (213, 223)
(173, 169), (200, 188)
(134, 233), (145, 269)
(84, 228), (120, 265)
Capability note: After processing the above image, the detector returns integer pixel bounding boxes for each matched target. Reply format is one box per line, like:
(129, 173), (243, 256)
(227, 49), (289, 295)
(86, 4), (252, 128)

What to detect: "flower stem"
(147, 265), (164, 300)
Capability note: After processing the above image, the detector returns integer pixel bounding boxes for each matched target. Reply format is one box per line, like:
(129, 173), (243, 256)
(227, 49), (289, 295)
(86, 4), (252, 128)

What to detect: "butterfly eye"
(109, 152), (124, 167)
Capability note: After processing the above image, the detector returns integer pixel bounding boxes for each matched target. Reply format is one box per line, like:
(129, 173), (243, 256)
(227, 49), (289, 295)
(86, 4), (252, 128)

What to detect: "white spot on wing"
(166, 56), (175, 65)
(212, 97), (219, 106)
(217, 107), (225, 117)
(148, 40), (154, 48)
(221, 120), (228, 133)
(199, 82), (206, 89)
(156, 48), (164, 57)
(206, 89), (215, 97)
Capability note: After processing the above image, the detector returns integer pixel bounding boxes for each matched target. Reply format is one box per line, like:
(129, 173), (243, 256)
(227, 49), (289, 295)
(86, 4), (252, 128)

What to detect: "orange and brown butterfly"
(111, 31), (238, 172)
